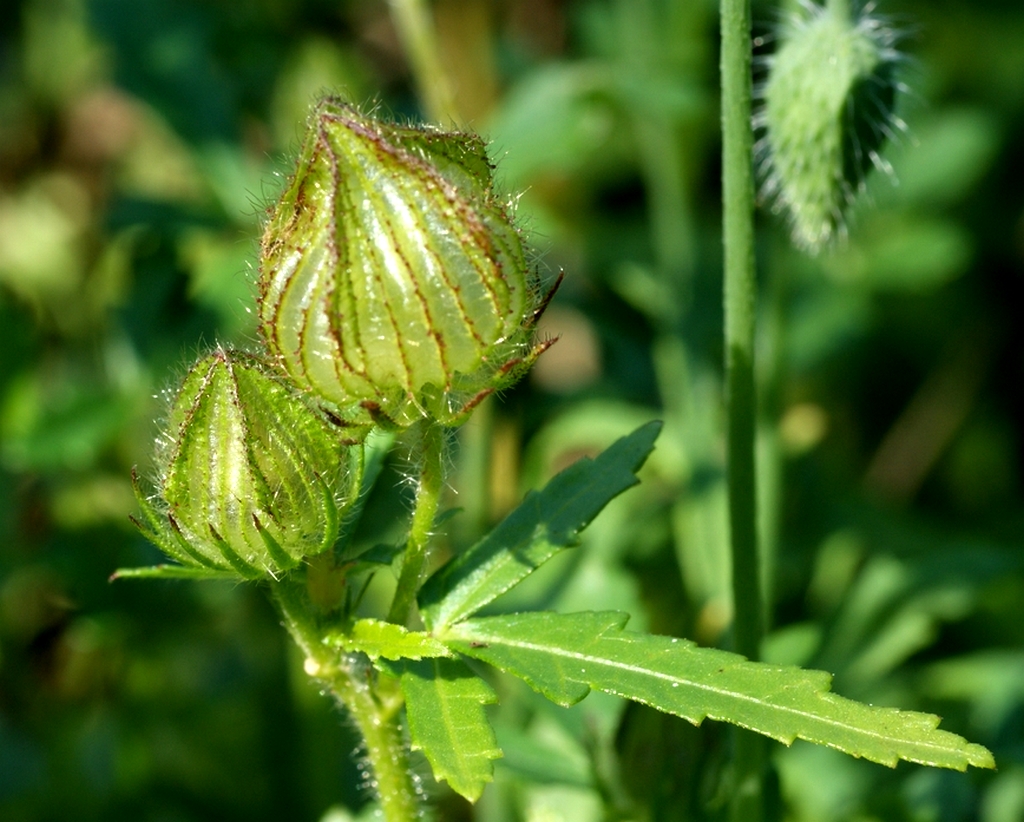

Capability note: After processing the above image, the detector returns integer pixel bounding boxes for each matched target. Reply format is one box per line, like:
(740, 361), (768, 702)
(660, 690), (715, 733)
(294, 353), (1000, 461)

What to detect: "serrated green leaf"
(325, 619), (451, 661)
(443, 611), (995, 772)
(419, 421), (662, 631)
(384, 658), (502, 802)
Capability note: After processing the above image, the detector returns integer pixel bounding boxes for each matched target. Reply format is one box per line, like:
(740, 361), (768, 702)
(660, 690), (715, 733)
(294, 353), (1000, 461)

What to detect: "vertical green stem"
(388, 0), (459, 123)
(327, 666), (418, 822)
(389, 422), (446, 625)
(721, 0), (763, 663)
(827, 0), (851, 21)
(721, 0), (765, 818)
(271, 581), (419, 822)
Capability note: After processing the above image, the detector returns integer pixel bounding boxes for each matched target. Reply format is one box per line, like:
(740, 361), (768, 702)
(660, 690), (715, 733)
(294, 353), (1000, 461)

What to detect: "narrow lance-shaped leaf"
(381, 658), (502, 802)
(419, 421), (662, 630)
(110, 564), (241, 582)
(443, 611), (995, 772)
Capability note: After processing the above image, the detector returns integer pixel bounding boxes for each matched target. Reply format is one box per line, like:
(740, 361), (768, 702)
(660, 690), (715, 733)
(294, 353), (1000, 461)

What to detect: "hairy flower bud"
(132, 349), (354, 579)
(759, 1), (903, 250)
(257, 98), (553, 429)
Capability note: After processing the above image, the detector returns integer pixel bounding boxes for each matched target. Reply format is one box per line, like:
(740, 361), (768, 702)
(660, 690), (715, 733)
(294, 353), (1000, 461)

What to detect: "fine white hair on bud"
(756, 0), (907, 252)
(131, 348), (357, 579)
(257, 98), (557, 431)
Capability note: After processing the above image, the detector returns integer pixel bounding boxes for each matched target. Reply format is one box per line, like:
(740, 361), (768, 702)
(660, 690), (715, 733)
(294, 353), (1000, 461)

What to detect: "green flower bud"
(760, 1), (902, 251)
(257, 98), (553, 429)
(132, 349), (354, 579)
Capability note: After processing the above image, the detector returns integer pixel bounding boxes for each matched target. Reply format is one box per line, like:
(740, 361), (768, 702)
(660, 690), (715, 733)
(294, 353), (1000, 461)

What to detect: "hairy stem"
(389, 422), (446, 625)
(720, 0), (765, 818)
(327, 665), (418, 822)
(271, 581), (420, 822)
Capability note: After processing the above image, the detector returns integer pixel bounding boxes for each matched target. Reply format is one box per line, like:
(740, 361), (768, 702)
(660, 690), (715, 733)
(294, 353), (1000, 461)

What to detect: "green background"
(0, 1), (1021, 820)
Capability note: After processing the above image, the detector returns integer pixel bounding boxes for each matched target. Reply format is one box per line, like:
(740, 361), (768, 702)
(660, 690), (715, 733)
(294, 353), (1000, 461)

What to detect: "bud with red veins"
(257, 98), (554, 429)
(131, 349), (355, 579)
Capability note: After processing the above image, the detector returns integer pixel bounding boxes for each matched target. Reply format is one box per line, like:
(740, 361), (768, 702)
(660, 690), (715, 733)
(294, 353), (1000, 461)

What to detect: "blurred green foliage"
(0, 0), (1022, 820)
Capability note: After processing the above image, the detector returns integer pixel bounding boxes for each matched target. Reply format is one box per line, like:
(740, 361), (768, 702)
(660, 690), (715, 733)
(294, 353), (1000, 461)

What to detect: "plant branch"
(271, 580), (420, 822)
(326, 664), (418, 822)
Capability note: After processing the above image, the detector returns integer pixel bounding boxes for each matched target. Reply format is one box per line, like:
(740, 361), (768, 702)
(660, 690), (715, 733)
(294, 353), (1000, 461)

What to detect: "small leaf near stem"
(389, 422), (447, 625)
(383, 657), (502, 802)
(327, 618), (452, 661)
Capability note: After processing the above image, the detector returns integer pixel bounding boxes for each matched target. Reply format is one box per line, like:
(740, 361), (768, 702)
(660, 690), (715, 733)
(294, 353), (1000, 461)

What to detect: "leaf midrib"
(449, 626), (974, 761)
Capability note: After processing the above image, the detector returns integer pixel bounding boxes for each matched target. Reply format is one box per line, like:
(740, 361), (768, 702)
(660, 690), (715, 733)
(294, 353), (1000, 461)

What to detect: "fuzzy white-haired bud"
(759, 1), (904, 251)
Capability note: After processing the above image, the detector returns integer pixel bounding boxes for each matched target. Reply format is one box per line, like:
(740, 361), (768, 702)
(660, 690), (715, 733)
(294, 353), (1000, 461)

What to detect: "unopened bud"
(133, 349), (354, 579)
(258, 98), (553, 429)
(760, 1), (902, 250)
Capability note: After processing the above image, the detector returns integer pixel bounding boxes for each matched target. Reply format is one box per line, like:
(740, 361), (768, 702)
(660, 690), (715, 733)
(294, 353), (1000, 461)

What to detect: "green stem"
(327, 665), (418, 821)
(721, 0), (762, 664)
(388, 0), (459, 123)
(720, 0), (765, 818)
(388, 422), (446, 625)
(271, 581), (420, 822)
(827, 0), (851, 21)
